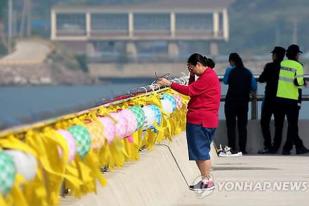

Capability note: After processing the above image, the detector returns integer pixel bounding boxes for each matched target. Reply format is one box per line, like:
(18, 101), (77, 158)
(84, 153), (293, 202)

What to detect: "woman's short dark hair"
(229, 53), (244, 69)
(187, 53), (215, 69)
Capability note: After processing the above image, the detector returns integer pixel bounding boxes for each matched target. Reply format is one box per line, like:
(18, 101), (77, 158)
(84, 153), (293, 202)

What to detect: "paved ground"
(177, 154), (309, 206)
(61, 132), (309, 206)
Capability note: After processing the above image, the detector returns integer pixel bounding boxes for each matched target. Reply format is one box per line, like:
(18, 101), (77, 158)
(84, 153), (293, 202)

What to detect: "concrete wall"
(61, 133), (203, 206)
(214, 120), (309, 154)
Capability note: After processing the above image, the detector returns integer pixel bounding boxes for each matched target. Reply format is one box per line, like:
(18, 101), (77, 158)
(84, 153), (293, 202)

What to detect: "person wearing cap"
(276, 44), (309, 155)
(258, 47), (286, 154)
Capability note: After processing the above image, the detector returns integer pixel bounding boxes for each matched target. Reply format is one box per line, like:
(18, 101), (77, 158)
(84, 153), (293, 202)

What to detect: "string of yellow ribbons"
(0, 88), (189, 206)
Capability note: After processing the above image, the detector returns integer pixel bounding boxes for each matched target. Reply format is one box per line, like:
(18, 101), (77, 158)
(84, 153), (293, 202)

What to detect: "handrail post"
(251, 90), (258, 120)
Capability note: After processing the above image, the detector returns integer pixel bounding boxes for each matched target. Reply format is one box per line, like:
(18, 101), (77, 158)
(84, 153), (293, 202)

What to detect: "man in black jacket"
(258, 47), (286, 154)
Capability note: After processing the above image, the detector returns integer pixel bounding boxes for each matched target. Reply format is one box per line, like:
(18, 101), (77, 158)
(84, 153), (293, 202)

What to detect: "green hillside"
(225, 0), (309, 54)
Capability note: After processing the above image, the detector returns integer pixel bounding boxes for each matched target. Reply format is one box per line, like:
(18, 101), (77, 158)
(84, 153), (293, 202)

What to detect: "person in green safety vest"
(276, 44), (309, 155)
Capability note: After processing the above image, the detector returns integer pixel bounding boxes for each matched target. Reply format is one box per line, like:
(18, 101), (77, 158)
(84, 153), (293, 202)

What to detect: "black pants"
(225, 101), (248, 152)
(277, 103), (304, 152)
(260, 99), (285, 150)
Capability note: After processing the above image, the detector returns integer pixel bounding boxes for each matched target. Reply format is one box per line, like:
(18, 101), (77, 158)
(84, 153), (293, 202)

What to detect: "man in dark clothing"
(223, 53), (257, 154)
(258, 47), (286, 154)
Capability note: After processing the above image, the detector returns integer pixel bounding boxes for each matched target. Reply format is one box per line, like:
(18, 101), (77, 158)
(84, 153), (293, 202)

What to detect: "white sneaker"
(189, 180), (215, 192)
(218, 145), (243, 157)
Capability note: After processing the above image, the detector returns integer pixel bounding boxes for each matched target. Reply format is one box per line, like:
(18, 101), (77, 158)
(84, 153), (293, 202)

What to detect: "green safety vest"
(276, 59), (304, 100)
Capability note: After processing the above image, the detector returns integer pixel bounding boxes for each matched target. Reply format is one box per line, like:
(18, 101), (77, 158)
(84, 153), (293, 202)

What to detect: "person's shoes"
(189, 180), (215, 192)
(282, 150), (291, 155)
(218, 146), (242, 157)
(270, 147), (279, 154)
(258, 148), (272, 154)
(296, 146), (309, 155)
(216, 144), (224, 155)
(228, 148), (241, 155)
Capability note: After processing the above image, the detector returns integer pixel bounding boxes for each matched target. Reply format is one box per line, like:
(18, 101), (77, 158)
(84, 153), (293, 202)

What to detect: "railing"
(1, 73), (308, 131)
(0, 76), (191, 205)
(0, 76), (188, 136)
(218, 74), (309, 120)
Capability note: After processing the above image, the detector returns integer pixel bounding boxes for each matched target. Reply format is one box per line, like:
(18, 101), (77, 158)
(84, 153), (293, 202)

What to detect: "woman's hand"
(187, 64), (195, 76)
(156, 78), (172, 87)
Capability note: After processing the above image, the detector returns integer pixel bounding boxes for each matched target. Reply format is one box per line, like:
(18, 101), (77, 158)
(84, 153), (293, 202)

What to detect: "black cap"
(287, 44), (303, 54)
(271, 46), (286, 55)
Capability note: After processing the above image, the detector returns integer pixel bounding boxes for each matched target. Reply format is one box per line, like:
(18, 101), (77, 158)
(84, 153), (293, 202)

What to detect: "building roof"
(53, 0), (234, 12)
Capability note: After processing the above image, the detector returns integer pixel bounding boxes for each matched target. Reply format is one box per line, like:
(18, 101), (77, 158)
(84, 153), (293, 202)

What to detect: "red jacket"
(171, 68), (221, 128)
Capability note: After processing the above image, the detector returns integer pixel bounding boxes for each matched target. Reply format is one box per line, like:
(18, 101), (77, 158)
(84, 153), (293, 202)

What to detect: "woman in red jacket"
(157, 53), (221, 192)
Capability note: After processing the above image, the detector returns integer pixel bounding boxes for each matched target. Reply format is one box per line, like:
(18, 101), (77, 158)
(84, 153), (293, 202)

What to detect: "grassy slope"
(224, 0), (309, 54)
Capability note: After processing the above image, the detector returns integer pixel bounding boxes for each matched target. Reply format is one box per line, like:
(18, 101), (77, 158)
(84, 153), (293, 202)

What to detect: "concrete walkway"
(61, 132), (309, 206)
(177, 154), (309, 206)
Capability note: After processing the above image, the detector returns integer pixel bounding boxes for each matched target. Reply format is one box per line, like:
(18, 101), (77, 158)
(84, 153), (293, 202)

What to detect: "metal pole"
(8, 0), (13, 53)
(251, 91), (258, 120)
(20, 0), (26, 37)
(26, 0), (32, 36)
